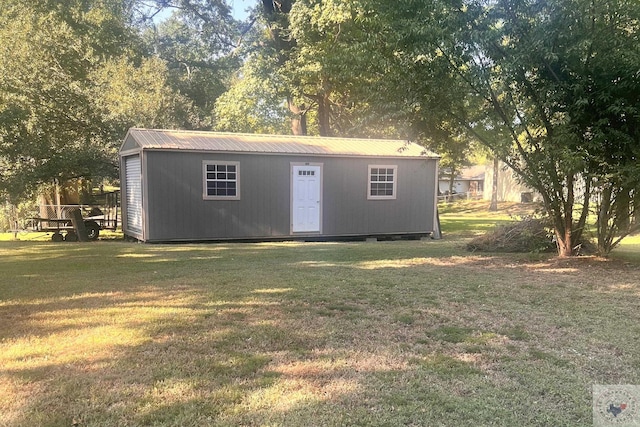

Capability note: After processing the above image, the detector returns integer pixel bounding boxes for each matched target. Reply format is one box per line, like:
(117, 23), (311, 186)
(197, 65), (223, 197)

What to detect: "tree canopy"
(0, 0), (135, 199)
(0, 0), (239, 201)
(329, 0), (640, 255)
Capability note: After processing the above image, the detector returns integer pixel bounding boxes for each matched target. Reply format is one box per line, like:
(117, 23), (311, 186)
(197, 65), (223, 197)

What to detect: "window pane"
(368, 166), (396, 198)
(205, 163), (239, 198)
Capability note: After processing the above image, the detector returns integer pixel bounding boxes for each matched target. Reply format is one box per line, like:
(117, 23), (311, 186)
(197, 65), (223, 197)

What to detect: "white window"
(203, 161), (240, 200)
(368, 165), (397, 200)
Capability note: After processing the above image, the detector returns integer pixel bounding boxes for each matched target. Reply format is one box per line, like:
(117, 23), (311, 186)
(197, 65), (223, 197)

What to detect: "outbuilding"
(119, 129), (440, 242)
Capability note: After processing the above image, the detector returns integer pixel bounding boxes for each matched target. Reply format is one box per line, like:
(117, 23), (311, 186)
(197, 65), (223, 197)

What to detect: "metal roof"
(440, 165), (485, 181)
(122, 128), (439, 159)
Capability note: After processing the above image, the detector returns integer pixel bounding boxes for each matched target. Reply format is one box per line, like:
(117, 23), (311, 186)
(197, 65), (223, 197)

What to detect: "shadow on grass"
(1, 240), (639, 425)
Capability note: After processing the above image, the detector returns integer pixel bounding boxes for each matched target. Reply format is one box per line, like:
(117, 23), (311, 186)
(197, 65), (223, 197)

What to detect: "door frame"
(290, 162), (323, 234)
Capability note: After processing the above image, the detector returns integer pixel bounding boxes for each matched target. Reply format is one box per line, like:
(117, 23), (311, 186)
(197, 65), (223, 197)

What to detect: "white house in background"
(438, 165), (485, 197)
(483, 160), (540, 203)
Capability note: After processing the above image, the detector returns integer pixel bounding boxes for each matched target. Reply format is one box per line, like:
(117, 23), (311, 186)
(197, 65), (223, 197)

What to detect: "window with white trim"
(368, 165), (397, 200)
(203, 161), (240, 200)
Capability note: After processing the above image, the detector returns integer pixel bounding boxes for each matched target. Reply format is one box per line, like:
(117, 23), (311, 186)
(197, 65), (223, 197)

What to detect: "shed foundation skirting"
(127, 231), (433, 244)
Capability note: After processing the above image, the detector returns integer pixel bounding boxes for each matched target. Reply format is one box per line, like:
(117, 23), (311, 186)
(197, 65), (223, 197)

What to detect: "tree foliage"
(347, 0), (640, 256)
(213, 50), (291, 134)
(219, 0), (400, 137)
(141, 1), (242, 128)
(469, 0), (640, 255)
(0, 0), (134, 200)
(0, 0), (237, 201)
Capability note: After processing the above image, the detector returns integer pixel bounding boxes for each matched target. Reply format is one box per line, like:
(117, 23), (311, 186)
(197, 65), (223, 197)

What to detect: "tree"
(0, 0), (194, 201)
(560, 0), (640, 254)
(257, 0), (309, 134)
(250, 0), (396, 136)
(213, 50), (291, 134)
(489, 156), (499, 211)
(218, 0), (422, 139)
(91, 56), (195, 133)
(356, 0), (640, 256)
(0, 0), (132, 200)
(466, 0), (640, 255)
(327, 0), (485, 192)
(141, 1), (242, 129)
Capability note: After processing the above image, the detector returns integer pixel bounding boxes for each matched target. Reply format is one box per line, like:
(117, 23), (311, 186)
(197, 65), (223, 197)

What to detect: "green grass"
(1, 203), (640, 426)
(438, 199), (539, 238)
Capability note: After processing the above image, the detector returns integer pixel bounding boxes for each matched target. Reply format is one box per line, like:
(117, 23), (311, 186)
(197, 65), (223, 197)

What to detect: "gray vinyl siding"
(141, 150), (436, 242)
(120, 135), (139, 152)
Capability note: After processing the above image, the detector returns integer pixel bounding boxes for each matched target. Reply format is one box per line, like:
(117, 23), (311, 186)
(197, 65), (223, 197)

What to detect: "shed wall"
(143, 150), (436, 241)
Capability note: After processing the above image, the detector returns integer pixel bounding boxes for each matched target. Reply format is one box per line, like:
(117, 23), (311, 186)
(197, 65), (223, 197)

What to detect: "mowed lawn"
(2, 212), (640, 425)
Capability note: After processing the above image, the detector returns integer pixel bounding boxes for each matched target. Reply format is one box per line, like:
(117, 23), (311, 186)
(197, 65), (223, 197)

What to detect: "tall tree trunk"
(634, 190), (640, 226)
(448, 171), (456, 202)
(287, 97), (307, 136)
(489, 156), (499, 211)
(54, 178), (62, 219)
(557, 174), (576, 257)
(317, 92), (331, 137)
(550, 207), (574, 257)
(556, 229), (574, 257)
(616, 187), (631, 232)
(597, 184), (613, 254)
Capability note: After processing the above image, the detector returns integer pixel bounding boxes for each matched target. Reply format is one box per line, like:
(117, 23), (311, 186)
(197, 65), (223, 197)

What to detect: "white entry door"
(291, 164), (322, 233)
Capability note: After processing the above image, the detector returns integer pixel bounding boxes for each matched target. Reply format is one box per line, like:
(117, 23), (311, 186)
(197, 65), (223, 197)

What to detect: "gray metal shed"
(119, 129), (440, 242)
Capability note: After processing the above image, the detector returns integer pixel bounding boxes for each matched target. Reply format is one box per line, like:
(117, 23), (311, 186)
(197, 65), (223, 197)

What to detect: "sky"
(151, 1), (254, 23)
(229, 0), (254, 21)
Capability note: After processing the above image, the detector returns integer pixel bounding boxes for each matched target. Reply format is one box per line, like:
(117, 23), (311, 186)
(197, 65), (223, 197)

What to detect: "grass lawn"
(1, 202), (640, 426)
